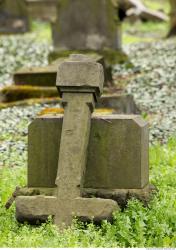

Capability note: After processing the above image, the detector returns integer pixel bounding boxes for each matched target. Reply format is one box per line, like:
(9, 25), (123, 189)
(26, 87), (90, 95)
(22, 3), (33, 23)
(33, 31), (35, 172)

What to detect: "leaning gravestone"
(0, 0), (29, 33)
(14, 55), (154, 228)
(15, 54), (119, 227)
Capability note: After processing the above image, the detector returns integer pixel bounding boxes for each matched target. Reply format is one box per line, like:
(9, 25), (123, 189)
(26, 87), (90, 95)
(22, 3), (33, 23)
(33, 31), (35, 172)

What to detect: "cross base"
(16, 196), (119, 227)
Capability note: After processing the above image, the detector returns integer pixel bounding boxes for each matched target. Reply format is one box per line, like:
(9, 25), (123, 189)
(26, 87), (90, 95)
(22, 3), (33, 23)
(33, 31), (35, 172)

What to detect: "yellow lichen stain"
(38, 107), (115, 117)
(38, 108), (64, 116)
(94, 108), (115, 115)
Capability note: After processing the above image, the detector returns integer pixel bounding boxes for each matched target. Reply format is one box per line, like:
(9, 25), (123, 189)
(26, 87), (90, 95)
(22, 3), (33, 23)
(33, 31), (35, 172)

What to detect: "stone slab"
(16, 184), (156, 210)
(28, 114), (149, 189)
(14, 65), (57, 87)
(97, 94), (140, 114)
(0, 85), (58, 102)
(13, 54), (110, 87)
(16, 195), (56, 223)
(16, 195), (119, 223)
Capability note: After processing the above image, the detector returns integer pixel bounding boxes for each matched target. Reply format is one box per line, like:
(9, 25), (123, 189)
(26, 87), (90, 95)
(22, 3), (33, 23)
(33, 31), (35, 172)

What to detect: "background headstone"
(52, 0), (121, 51)
(0, 0), (29, 33)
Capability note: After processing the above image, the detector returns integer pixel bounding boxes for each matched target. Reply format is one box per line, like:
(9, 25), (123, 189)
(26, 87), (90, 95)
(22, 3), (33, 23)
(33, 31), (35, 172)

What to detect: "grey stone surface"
(16, 195), (119, 224)
(16, 184), (156, 210)
(28, 114), (149, 190)
(14, 65), (57, 87)
(56, 54), (104, 99)
(16, 195), (56, 223)
(13, 54), (109, 88)
(56, 93), (95, 199)
(83, 184), (156, 208)
(96, 94), (140, 114)
(62, 197), (119, 222)
(51, 0), (121, 50)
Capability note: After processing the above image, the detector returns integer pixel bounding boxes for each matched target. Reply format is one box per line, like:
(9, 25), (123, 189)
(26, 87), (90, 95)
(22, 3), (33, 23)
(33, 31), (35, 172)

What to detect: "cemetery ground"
(0, 15), (176, 249)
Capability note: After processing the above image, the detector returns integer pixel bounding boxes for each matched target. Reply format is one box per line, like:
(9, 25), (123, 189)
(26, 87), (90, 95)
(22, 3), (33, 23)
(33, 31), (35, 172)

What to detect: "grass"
(0, 137), (176, 247)
(29, 0), (170, 46)
(123, 0), (170, 44)
(30, 19), (169, 46)
(143, 0), (170, 13)
(31, 20), (52, 43)
(123, 21), (169, 44)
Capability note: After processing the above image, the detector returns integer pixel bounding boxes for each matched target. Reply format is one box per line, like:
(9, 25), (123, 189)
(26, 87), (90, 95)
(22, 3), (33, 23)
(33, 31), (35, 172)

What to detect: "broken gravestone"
(15, 54), (119, 228)
(0, 0), (29, 34)
(14, 55), (154, 228)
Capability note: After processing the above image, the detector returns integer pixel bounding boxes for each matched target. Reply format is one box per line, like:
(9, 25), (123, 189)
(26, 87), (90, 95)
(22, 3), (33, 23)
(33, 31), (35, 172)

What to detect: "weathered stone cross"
(16, 54), (118, 228)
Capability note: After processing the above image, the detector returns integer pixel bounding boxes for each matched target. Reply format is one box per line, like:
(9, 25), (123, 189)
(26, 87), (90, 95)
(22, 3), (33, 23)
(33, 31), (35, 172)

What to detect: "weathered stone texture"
(14, 66), (57, 87)
(96, 94), (140, 114)
(52, 0), (121, 50)
(56, 54), (104, 99)
(13, 54), (110, 87)
(28, 114), (149, 190)
(16, 195), (119, 224)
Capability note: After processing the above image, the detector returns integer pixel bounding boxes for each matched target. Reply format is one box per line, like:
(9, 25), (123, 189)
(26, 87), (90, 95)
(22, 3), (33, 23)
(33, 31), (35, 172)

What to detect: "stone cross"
(16, 54), (118, 228)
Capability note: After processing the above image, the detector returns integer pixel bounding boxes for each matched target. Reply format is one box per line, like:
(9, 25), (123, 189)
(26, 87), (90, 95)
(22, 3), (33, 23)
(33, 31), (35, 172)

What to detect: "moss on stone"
(38, 107), (64, 116)
(0, 85), (58, 102)
(38, 107), (115, 117)
(49, 49), (129, 66)
(0, 97), (60, 110)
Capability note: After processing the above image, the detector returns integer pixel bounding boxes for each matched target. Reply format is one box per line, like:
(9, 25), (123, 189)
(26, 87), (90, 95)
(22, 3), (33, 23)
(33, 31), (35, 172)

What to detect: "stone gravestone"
(15, 55), (153, 228)
(0, 0), (29, 33)
(15, 54), (119, 227)
(52, 0), (121, 51)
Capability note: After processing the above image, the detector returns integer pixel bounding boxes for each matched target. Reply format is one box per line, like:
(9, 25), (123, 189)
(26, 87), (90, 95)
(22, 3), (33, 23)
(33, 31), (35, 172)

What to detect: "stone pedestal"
(28, 114), (149, 190)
